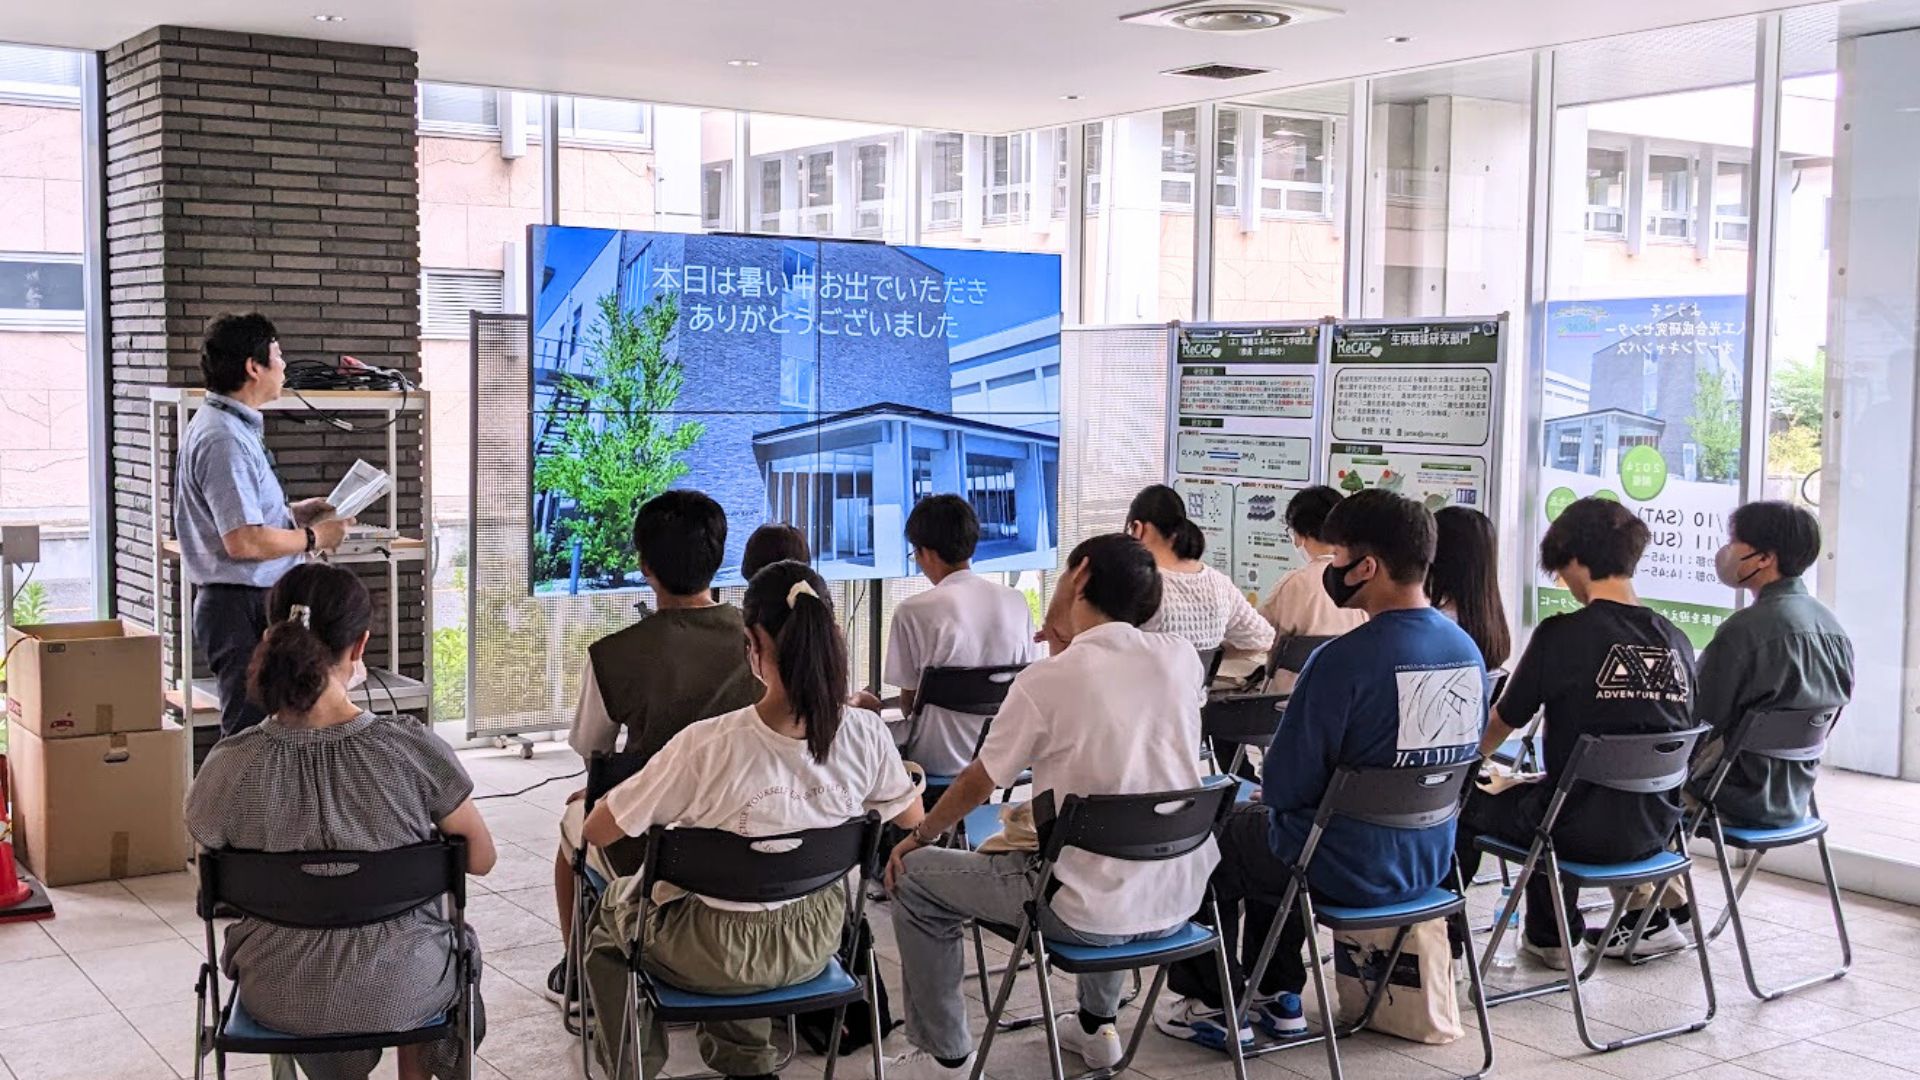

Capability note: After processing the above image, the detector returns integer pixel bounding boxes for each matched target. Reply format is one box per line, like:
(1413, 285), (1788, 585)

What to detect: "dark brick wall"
(104, 27), (427, 693)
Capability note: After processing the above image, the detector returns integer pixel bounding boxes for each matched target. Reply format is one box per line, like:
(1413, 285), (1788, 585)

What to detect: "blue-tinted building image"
(529, 226), (1061, 591)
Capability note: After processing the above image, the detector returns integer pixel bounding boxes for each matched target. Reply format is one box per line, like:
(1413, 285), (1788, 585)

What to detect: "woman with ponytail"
(184, 562), (496, 1080)
(1125, 484), (1275, 662)
(579, 560), (925, 1080)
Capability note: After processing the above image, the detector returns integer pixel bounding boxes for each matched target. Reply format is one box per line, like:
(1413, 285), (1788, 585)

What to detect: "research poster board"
(1166, 322), (1325, 600)
(1323, 317), (1505, 518)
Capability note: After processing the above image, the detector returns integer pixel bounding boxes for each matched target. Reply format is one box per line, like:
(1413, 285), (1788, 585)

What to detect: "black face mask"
(1322, 558), (1367, 609)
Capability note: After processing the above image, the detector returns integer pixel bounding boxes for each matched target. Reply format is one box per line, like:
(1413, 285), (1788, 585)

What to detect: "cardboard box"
(8, 723), (189, 887)
(4, 620), (162, 739)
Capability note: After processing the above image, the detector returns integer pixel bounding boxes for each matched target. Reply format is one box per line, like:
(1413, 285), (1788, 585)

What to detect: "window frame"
(0, 44), (82, 108)
(1645, 146), (1698, 243)
(416, 82), (502, 138)
(1253, 110), (1334, 220)
(984, 133), (1033, 226)
(925, 132), (967, 232)
(1584, 139), (1630, 236)
(1712, 158), (1752, 244)
(0, 250), (85, 331)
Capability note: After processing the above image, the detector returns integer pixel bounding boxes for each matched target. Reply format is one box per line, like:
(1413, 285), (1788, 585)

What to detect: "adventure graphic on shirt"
(1393, 663), (1485, 767)
(1595, 644), (1691, 703)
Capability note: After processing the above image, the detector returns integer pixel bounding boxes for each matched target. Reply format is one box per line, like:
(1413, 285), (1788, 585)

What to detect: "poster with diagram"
(1324, 318), (1503, 516)
(1166, 322), (1325, 597)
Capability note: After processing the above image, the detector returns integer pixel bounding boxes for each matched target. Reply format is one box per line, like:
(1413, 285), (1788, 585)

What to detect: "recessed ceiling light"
(727, 58), (760, 68)
(1172, 8), (1288, 32)
(313, 13), (346, 22)
(1386, 34), (1413, 43)
(1061, 94), (1081, 101)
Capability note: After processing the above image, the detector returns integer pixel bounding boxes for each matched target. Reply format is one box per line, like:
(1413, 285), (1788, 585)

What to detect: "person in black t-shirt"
(1456, 498), (1696, 969)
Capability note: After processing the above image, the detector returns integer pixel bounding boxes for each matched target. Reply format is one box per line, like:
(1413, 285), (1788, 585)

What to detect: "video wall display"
(529, 227), (1062, 594)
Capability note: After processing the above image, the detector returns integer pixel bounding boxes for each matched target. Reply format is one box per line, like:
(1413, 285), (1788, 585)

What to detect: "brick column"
(103, 28), (427, 701)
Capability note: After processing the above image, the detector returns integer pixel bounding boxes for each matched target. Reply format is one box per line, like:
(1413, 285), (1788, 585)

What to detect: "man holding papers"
(175, 313), (355, 736)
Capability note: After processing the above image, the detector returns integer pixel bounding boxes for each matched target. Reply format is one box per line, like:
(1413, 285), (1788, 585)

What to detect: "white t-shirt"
(976, 622), (1220, 937)
(884, 569), (1043, 775)
(602, 704), (919, 911)
(1142, 564), (1277, 656)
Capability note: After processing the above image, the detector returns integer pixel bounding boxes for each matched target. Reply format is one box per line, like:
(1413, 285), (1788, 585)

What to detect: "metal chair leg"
(1452, 910), (1496, 1080)
(1712, 825), (1851, 1000)
(867, 948), (889, 1080)
(968, 919), (1035, 1080)
(1298, 895), (1344, 1080)
(1030, 928), (1070, 1080)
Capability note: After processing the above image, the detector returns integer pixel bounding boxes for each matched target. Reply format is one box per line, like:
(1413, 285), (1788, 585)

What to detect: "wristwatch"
(304, 526), (317, 554)
(910, 822), (945, 846)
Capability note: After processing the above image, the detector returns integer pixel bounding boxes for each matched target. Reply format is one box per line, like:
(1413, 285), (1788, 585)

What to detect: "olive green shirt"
(1694, 577), (1854, 828)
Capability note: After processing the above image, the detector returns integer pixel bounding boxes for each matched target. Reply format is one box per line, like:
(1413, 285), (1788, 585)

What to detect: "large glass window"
(0, 42), (91, 622)
(1212, 85), (1349, 322)
(1084, 111), (1197, 322)
(747, 116), (907, 242)
(916, 127), (1068, 255)
(1647, 151), (1696, 239)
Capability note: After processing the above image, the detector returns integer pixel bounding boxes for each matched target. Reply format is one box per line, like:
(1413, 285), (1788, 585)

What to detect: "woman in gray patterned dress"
(187, 563), (498, 1080)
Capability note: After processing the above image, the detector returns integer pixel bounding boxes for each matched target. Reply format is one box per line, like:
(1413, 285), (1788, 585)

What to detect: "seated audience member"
(579, 560), (924, 1080)
(884, 494), (1042, 775)
(1130, 484), (1276, 663)
(1159, 490), (1484, 1046)
(186, 563), (497, 1080)
(1428, 506), (1513, 672)
(1456, 497), (1695, 966)
(875, 535), (1218, 1079)
(741, 521), (812, 581)
(551, 490), (763, 995)
(1256, 485), (1367, 691)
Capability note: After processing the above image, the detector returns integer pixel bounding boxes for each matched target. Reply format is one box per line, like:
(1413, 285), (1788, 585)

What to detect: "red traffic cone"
(0, 753), (54, 922)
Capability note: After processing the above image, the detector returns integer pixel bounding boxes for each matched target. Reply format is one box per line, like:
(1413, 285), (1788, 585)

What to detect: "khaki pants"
(585, 878), (846, 1079)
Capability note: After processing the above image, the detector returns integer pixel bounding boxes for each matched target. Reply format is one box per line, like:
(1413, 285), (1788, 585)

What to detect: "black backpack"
(798, 916), (899, 1055)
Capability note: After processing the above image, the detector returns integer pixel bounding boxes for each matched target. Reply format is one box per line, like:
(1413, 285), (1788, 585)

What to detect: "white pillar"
(652, 106), (704, 232)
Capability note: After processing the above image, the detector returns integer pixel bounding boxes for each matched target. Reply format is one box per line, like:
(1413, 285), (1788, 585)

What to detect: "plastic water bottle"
(1491, 886), (1520, 971)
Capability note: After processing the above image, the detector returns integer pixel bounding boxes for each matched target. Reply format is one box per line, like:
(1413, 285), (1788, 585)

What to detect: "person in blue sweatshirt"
(1157, 489), (1486, 1049)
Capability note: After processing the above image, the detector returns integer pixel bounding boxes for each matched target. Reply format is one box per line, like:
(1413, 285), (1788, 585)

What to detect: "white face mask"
(345, 657), (367, 690)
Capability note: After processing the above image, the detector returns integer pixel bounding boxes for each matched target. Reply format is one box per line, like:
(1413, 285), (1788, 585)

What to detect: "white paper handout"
(326, 459), (392, 520)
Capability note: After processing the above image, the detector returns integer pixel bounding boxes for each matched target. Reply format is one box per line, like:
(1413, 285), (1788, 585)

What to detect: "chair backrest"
(1485, 669), (1511, 710)
(1559, 726), (1709, 796)
(1032, 780), (1236, 863)
(1729, 707), (1841, 763)
(643, 815), (880, 906)
(1197, 647), (1225, 685)
(586, 749), (650, 809)
(197, 838), (465, 928)
(1271, 635), (1334, 675)
(1323, 763), (1475, 830)
(1201, 692), (1288, 746)
(914, 664), (1027, 718)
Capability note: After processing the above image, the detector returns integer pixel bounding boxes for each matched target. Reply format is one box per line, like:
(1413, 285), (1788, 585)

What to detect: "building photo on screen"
(529, 227), (1062, 594)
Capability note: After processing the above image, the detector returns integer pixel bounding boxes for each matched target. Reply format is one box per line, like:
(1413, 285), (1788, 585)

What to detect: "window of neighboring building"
(1586, 145), (1627, 234)
(558, 96), (649, 146)
(421, 268), (506, 339)
(418, 83), (499, 133)
(0, 43), (81, 105)
(1647, 151), (1695, 240)
(1257, 113), (1330, 216)
(927, 132), (966, 230)
(0, 251), (84, 330)
(798, 150), (834, 235)
(986, 134), (1030, 224)
(1216, 110), (1240, 211)
(1051, 128), (1069, 218)
(756, 158), (783, 231)
(854, 142), (889, 237)
(1084, 125), (1105, 213)
(1713, 159), (1751, 243)
(1161, 108), (1198, 207)
(702, 163), (731, 230)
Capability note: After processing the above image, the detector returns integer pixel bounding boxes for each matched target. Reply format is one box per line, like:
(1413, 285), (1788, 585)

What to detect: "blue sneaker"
(1153, 996), (1254, 1050)
(1250, 992), (1308, 1039)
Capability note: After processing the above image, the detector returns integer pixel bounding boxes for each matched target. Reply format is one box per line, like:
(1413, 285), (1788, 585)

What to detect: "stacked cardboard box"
(5, 621), (188, 886)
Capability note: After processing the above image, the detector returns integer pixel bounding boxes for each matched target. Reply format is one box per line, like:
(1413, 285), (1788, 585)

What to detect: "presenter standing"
(174, 313), (352, 736)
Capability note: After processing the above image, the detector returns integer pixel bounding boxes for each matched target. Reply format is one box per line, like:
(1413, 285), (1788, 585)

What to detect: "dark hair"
(1321, 489), (1435, 584)
(1126, 484), (1205, 561)
(905, 494), (981, 566)
(1730, 500), (1821, 578)
(1539, 497), (1650, 580)
(201, 313), (278, 395)
(741, 523), (812, 581)
(1428, 507), (1511, 669)
(248, 563), (373, 716)
(1284, 486), (1344, 544)
(1066, 533), (1163, 627)
(633, 490), (727, 596)
(743, 560), (847, 763)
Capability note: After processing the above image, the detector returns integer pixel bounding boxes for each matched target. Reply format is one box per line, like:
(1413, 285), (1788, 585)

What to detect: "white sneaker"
(870, 1048), (974, 1080)
(1519, 936), (1572, 971)
(1590, 909), (1689, 958)
(1058, 1019), (1124, 1070)
(1152, 996), (1254, 1051)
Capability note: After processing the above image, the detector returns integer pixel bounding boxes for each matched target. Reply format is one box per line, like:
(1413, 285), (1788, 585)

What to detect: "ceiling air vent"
(1122, 1), (1343, 34)
(1164, 62), (1272, 80)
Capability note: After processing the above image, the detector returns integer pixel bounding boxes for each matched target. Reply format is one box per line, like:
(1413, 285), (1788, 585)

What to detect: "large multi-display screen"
(529, 227), (1063, 594)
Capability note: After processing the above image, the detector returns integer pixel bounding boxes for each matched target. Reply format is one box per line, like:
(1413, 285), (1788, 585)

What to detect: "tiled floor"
(1817, 769), (1920, 866)
(7, 742), (1920, 1080)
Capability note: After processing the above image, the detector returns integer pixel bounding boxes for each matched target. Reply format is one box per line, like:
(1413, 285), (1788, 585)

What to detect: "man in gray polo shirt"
(175, 313), (352, 736)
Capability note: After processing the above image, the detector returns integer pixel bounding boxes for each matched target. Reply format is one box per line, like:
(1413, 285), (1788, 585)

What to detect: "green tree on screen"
(533, 291), (704, 584)
(1691, 367), (1742, 483)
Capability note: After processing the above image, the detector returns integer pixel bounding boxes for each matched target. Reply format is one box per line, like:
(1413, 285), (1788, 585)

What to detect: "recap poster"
(1538, 295), (1746, 646)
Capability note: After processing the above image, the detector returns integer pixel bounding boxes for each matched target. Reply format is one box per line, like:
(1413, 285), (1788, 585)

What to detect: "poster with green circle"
(1594, 489), (1620, 503)
(1619, 446), (1668, 501)
(1545, 486), (1577, 522)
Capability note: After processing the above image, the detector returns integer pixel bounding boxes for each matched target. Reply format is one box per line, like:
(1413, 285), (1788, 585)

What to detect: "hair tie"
(287, 603), (312, 628)
(786, 580), (819, 609)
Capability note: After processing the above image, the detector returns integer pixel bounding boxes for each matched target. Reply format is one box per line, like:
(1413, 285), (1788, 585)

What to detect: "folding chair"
(565, 751), (651, 1042)
(1236, 762), (1493, 1080)
(1198, 647), (1226, 690)
(1624, 707), (1849, 1000)
(1474, 727), (1717, 1052)
(905, 664), (1029, 804)
(1201, 692), (1287, 796)
(969, 780), (1248, 1080)
(192, 838), (477, 1080)
(1269, 635), (1334, 681)
(606, 814), (885, 1080)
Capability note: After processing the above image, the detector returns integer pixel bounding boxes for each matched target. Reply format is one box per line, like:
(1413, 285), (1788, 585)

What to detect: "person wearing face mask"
(1456, 497), (1696, 968)
(581, 560), (924, 1080)
(1158, 490), (1484, 1049)
(185, 562), (497, 1080)
(1254, 486), (1367, 692)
